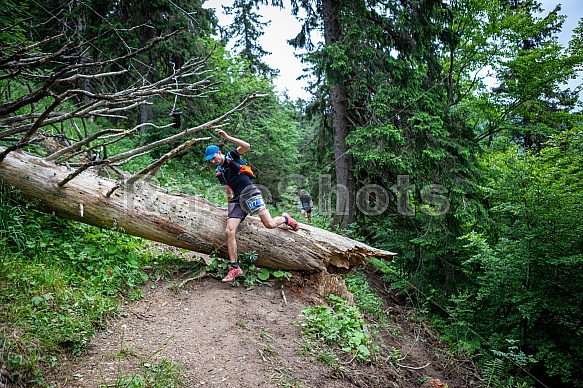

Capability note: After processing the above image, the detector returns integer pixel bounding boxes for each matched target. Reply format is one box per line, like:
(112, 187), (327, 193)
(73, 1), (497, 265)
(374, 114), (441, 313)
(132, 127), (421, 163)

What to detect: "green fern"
(483, 358), (505, 388)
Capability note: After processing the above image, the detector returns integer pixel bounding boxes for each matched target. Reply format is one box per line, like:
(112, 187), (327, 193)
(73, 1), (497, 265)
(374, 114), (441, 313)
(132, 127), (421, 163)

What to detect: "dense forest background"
(1, 0), (582, 387)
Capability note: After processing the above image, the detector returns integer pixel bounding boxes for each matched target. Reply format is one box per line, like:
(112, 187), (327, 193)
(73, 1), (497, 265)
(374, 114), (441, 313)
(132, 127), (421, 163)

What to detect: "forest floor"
(46, 261), (481, 388)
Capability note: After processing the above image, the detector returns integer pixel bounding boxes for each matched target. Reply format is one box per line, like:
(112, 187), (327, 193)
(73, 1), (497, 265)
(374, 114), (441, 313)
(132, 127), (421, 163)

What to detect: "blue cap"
(204, 145), (220, 161)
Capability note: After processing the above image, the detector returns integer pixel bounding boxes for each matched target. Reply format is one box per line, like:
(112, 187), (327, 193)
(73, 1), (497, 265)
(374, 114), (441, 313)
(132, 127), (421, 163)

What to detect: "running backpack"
(215, 152), (255, 185)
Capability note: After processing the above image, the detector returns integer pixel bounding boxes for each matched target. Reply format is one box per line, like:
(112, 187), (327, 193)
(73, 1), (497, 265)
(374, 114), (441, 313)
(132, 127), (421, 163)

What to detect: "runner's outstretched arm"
(215, 129), (250, 155)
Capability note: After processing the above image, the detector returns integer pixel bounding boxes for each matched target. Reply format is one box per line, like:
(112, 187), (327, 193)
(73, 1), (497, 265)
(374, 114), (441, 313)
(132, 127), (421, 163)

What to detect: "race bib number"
(243, 194), (265, 214)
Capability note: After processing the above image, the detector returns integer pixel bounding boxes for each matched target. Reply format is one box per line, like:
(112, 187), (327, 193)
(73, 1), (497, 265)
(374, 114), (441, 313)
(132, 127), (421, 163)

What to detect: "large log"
(0, 148), (396, 273)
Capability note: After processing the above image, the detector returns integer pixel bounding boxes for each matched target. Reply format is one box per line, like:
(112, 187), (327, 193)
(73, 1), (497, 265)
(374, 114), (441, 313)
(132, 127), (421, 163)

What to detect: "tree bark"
(322, 0), (357, 229)
(0, 148), (396, 274)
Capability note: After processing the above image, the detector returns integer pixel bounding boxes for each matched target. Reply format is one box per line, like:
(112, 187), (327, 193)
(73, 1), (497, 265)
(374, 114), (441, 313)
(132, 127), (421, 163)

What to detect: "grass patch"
(106, 358), (183, 388)
(342, 270), (386, 322)
(0, 185), (188, 387)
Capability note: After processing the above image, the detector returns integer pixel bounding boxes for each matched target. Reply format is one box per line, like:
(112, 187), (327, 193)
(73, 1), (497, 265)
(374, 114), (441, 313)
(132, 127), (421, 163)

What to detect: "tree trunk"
(329, 84), (357, 228)
(322, 0), (357, 229)
(0, 148), (396, 275)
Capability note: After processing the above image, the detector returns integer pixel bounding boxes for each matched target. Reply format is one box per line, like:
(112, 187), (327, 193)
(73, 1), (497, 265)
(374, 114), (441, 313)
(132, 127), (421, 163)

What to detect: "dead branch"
(396, 362), (431, 370)
(45, 128), (125, 161)
(104, 94), (266, 166)
(126, 136), (211, 186)
(58, 159), (108, 187)
(0, 28), (240, 184)
(55, 126), (145, 164)
(178, 271), (210, 288)
(0, 17), (270, 188)
(0, 95), (64, 162)
(0, 30), (201, 134)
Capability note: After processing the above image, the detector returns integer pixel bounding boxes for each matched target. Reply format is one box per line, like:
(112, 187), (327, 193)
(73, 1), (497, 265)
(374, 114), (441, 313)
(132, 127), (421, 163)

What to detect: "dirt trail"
(47, 271), (477, 387)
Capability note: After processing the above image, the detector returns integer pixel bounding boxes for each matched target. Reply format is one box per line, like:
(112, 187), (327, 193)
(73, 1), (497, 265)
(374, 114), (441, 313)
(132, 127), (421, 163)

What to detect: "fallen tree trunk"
(0, 148), (396, 274)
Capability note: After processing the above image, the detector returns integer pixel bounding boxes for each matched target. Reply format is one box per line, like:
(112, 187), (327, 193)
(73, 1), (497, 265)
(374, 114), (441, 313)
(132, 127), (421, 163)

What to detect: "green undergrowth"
(1, 182), (406, 387)
(205, 251), (292, 290)
(106, 358), (183, 388)
(0, 185), (187, 387)
(298, 268), (391, 366)
(300, 293), (380, 364)
(0, 184), (294, 387)
(343, 270), (386, 322)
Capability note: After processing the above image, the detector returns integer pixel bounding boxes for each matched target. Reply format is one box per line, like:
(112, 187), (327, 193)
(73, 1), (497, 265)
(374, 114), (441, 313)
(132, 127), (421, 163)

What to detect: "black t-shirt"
(216, 149), (254, 198)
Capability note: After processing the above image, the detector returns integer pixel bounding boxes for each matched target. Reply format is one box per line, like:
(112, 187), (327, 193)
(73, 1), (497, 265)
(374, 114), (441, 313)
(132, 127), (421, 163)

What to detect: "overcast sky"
(203, 0), (582, 101)
(203, 0), (313, 100)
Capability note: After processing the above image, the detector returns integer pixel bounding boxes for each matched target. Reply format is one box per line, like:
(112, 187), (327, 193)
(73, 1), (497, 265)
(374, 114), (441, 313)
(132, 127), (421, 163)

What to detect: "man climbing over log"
(205, 129), (299, 282)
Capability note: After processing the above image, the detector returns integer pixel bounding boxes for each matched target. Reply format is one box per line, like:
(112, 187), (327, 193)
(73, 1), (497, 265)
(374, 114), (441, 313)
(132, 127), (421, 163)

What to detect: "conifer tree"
(221, 0), (279, 77)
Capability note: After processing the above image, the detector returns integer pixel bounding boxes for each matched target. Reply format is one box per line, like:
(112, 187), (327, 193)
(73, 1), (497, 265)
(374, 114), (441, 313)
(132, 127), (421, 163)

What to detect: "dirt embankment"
(47, 268), (479, 387)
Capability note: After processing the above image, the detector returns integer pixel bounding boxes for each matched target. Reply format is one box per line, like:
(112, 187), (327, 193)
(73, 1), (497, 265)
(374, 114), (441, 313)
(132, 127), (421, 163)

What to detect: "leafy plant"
(109, 359), (183, 388)
(300, 294), (378, 363)
(205, 251), (292, 289)
(260, 329), (274, 341)
(316, 349), (339, 367)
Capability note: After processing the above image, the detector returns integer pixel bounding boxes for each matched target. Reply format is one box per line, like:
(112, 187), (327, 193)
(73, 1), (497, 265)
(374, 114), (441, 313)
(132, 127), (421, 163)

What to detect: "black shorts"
(302, 206), (312, 213)
(228, 186), (266, 219)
